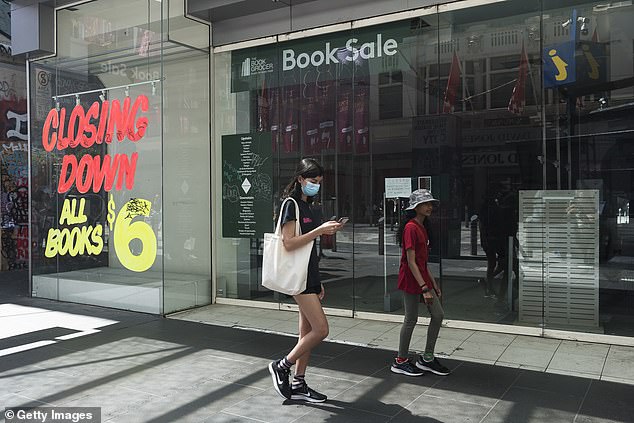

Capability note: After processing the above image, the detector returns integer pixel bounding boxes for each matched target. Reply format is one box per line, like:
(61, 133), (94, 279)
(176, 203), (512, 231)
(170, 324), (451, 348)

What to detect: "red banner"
(337, 78), (354, 153)
(443, 52), (461, 114)
(508, 43), (528, 115)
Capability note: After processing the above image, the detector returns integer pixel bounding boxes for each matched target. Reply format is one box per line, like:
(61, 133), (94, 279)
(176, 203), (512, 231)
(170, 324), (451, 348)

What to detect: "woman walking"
(268, 158), (342, 402)
(391, 189), (450, 377)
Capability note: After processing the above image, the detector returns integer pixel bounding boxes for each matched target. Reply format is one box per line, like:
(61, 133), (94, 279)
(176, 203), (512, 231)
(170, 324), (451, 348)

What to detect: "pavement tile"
(483, 385), (581, 423)
(299, 403), (394, 423)
(575, 379), (634, 423)
(555, 341), (610, 358)
(330, 328), (383, 344)
(547, 353), (605, 377)
(512, 371), (591, 396)
(56, 384), (159, 421)
(331, 366), (435, 416)
(497, 345), (556, 369)
(110, 379), (263, 423)
(218, 388), (315, 423)
(449, 341), (508, 362)
(352, 320), (399, 333)
(202, 411), (276, 422)
(601, 345), (634, 382)
(402, 395), (491, 423)
(423, 362), (520, 408)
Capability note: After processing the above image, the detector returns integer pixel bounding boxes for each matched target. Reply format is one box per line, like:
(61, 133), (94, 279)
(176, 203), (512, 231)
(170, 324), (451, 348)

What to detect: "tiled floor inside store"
(172, 303), (634, 386)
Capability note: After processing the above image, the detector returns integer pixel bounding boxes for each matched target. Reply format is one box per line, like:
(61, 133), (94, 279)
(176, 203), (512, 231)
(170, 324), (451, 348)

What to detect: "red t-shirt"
(397, 219), (433, 295)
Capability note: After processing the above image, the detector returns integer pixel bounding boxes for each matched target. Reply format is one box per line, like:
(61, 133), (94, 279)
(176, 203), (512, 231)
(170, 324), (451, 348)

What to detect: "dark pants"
(398, 290), (444, 358)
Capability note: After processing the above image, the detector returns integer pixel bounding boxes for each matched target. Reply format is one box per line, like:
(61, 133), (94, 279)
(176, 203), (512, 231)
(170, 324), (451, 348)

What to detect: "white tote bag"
(262, 197), (314, 295)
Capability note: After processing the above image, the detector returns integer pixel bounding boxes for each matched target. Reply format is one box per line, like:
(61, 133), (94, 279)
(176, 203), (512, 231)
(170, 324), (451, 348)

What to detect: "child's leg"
(424, 290), (444, 357)
(398, 291), (420, 358)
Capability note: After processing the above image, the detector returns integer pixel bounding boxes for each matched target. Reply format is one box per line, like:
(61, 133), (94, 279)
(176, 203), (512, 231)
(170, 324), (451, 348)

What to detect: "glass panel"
(29, 0), (210, 315)
(436, 0), (543, 326)
(214, 29), (357, 313)
(543, 1), (634, 335)
(161, 17), (211, 314)
(29, 0), (165, 313)
(214, 44), (277, 303)
(284, 26), (355, 312)
(354, 15), (438, 314)
(0, 62), (28, 274)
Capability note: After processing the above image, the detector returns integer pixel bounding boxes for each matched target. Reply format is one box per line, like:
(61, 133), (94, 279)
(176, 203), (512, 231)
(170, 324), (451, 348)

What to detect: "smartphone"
(338, 217), (349, 224)
(329, 215), (338, 221)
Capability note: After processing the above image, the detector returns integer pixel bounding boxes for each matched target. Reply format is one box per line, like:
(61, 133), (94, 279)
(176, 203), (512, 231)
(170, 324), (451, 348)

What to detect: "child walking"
(391, 189), (450, 377)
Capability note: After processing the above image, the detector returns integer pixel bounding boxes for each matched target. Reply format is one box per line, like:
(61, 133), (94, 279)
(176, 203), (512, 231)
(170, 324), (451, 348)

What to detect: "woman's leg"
(424, 290), (444, 355)
(398, 291), (420, 358)
(294, 306), (312, 377)
(286, 294), (329, 363)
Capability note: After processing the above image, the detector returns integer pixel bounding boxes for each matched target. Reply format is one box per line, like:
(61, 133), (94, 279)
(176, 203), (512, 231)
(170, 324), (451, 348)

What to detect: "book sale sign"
(41, 94), (157, 272)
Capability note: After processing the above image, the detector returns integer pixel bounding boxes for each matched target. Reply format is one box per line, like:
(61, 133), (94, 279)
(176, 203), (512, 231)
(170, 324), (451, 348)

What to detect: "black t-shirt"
(280, 197), (320, 291)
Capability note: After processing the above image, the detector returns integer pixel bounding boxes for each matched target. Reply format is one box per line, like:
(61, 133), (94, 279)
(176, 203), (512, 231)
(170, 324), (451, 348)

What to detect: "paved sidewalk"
(1, 298), (633, 423)
(174, 304), (634, 385)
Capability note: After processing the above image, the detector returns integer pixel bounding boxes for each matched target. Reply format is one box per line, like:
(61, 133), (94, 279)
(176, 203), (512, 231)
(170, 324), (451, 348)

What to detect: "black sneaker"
(290, 384), (327, 403)
(416, 356), (450, 376)
(390, 359), (425, 376)
(268, 360), (291, 399)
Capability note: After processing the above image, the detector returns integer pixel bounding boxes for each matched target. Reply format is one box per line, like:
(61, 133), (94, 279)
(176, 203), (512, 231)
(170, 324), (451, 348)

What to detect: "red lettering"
(76, 154), (95, 194)
(57, 108), (70, 150)
(107, 98), (131, 142)
(96, 100), (109, 144)
(43, 94), (149, 152)
(81, 102), (100, 148)
(116, 152), (138, 190)
(128, 95), (149, 141)
(92, 155), (120, 192)
(68, 105), (85, 148)
(56, 153), (138, 193)
(42, 109), (59, 152)
(57, 155), (77, 193)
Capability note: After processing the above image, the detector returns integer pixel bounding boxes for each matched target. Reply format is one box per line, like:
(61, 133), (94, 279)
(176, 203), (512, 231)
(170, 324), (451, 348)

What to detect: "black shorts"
(285, 282), (321, 297)
(300, 283), (321, 295)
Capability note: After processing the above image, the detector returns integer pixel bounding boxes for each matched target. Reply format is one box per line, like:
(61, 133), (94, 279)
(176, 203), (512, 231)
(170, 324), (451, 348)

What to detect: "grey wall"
(204, 0), (441, 46)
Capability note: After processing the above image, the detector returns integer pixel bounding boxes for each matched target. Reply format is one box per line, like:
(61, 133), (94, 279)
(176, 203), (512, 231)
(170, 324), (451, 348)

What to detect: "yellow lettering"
(59, 198), (88, 225)
(43, 225), (103, 258)
(90, 224), (104, 255)
(45, 228), (59, 258)
(582, 44), (600, 80)
(58, 228), (71, 255)
(549, 49), (568, 81)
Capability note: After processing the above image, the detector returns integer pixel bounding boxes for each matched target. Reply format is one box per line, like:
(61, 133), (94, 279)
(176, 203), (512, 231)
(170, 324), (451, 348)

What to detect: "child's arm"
(427, 267), (441, 298)
(406, 249), (434, 304)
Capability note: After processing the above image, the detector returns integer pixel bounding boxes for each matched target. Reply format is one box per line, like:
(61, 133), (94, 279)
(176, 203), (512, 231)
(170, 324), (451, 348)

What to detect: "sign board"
(385, 177), (411, 198)
(231, 22), (410, 93)
(462, 150), (519, 167)
(222, 133), (273, 238)
(412, 115), (459, 149)
(543, 41), (607, 88)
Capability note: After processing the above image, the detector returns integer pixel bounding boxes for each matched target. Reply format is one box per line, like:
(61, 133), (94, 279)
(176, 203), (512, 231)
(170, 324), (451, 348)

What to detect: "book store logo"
(241, 57), (274, 77)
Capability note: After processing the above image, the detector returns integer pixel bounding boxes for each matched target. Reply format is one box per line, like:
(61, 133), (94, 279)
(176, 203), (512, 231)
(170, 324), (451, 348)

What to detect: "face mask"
(301, 180), (320, 197)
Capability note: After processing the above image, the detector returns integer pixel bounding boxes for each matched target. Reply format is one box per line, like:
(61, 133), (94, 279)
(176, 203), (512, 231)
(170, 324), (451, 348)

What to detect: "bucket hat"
(405, 189), (439, 210)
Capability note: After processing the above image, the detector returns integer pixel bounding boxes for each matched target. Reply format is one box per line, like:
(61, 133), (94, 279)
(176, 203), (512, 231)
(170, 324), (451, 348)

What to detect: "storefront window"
(29, 0), (210, 314)
(213, 0), (634, 338)
(541, 0), (634, 335)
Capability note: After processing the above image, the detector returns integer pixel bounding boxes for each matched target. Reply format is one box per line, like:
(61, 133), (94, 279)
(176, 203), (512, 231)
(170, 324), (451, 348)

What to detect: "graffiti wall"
(0, 63), (28, 270)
